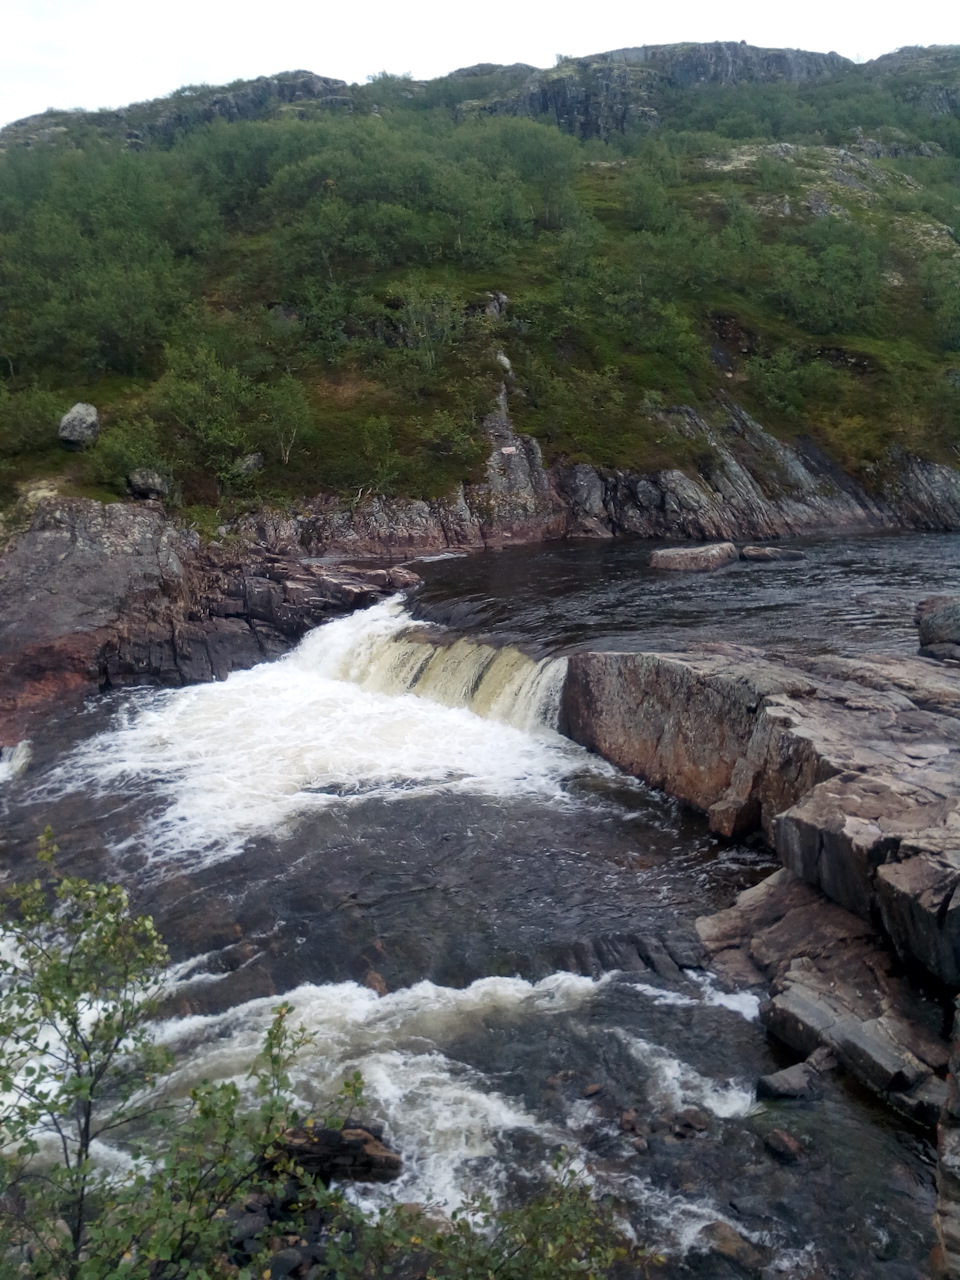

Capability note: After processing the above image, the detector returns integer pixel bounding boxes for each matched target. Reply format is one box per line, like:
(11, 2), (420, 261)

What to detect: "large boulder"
(916, 595), (960, 661)
(58, 403), (99, 450)
(649, 541), (738, 572)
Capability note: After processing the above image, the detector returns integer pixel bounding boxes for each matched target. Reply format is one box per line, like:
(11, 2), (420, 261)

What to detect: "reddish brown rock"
(0, 497), (420, 745)
(561, 645), (960, 984)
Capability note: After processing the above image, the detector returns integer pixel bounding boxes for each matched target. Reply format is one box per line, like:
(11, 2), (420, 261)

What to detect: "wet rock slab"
(697, 868), (950, 1126)
(918, 594), (960, 662)
(649, 541), (739, 572)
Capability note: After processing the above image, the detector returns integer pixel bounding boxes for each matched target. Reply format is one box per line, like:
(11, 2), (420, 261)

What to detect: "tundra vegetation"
(0, 834), (636, 1278)
(0, 51), (958, 515)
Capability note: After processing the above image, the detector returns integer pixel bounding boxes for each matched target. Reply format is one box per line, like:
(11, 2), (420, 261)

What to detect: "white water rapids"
(10, 599), (812, 1261)
(35, 600), (603, 867)
(156, 969), (760, 1247)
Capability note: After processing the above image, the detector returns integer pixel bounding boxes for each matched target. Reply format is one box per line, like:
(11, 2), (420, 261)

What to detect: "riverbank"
(236, 392), (960, 560)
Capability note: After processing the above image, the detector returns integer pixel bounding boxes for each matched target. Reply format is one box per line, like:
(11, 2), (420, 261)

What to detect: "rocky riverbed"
(3, 492), (960, 1274)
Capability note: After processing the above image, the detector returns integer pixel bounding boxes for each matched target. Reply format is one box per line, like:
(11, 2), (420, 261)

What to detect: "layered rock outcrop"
(0, 497), (418, 744)
(560, 645), (960, 985)
(239, 395), (960, 560)
(918, 595), (960, 661)
(698, 869), (949, 1126)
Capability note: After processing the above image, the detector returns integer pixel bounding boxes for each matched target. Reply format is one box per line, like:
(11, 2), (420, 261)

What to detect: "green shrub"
(85, 415), (170, 493)
(0, 385), (66, 457)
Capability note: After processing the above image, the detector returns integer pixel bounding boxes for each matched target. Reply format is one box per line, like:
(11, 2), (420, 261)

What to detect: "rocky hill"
(0, 41), (958, 536)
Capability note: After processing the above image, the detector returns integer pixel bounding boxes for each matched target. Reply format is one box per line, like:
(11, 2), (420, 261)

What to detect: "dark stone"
(231, 1211), (269, 1241)
(675, 1107), (710, 1134)
(128, 468), (169, 499)
(267, 1248), (305, 1277)
(757, 1062), (822, 1100)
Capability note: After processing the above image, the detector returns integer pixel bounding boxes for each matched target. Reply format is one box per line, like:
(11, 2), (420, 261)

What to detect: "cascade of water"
(297, 599), (568, 732)
(31, 601), (595, 866)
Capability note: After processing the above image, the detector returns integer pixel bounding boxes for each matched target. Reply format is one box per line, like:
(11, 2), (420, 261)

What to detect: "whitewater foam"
(155, 971), (603, 1211)
(34, 602), (603, 867)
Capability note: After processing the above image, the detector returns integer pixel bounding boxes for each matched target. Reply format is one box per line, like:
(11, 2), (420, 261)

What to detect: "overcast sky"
(3, 0), (959, 130)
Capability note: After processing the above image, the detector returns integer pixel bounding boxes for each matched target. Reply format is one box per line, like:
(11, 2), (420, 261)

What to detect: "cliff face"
(475, 41), (853, 138)
(591, 42), (852, 86)
(0, 72), (350, 151)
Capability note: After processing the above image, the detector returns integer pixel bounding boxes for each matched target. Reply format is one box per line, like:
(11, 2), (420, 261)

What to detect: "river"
(3, 530), (959, 1277)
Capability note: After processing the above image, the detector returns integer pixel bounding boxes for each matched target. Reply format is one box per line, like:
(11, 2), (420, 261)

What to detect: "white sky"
(3, 0), (959, 130)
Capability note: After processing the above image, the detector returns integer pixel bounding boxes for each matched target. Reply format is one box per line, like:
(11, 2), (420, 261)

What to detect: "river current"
(3, 531), (959, 1277)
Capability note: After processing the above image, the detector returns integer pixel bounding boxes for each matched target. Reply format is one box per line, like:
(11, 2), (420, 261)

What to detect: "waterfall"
(33, 601), (596, 868)
(297, 599), (568, 733)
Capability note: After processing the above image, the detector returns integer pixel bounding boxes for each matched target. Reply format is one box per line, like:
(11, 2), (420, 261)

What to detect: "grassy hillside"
(1, 46), (958, 517)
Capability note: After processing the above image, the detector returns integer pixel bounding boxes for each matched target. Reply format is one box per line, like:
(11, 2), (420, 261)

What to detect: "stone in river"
(757, 1061), (823, 1100)
(765, 1128), (805, 1162)
(695, 1220), (767, 1273)
(649, 541), (738, 572)
(740, 544), (807, 561)
(58, 402), (99, 449)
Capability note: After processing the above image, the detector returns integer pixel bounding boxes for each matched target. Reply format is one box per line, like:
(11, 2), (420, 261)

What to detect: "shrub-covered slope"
(0, 43), (958, 517)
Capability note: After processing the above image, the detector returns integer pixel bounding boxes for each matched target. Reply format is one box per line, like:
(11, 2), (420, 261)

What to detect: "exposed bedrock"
(560, 645), (960, 986)
(235, 394), (960, 559)
(0, 497), (419, 744)
(697, 868), (950, 1127)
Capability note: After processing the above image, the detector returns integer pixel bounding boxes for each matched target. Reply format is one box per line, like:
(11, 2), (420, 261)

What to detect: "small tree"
(0, 837), (641, 1279)
(0, 829), (172, 1269)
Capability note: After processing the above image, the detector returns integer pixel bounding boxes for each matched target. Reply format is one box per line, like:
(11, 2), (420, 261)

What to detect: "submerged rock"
(695, 1220), (767, 1274)
(740, 544), (807, 561)
(274, 1125), (402, 1185)
(649, 541), (738, 572)
(765, 1128), (805, 1162)
(58, 402), (99, 449)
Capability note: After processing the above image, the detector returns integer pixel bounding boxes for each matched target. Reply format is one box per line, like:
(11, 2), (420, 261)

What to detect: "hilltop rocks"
(917, 595), (960, 660)
(649, 541), (738, 571)
(0, 497), (419, 744)
(58, 403), (99, 449)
